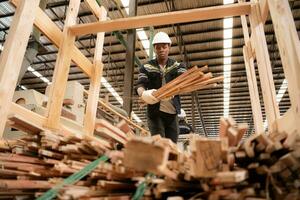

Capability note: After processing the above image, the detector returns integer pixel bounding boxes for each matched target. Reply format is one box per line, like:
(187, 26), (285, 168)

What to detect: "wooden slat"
(84, 0), (102, 19)
(70, 3), (252, 35)
(84, 6), (107, 135)
(239, 2), (264, 133)
(0, 0), (40, 138)
(249, 4), (280, 130)
(45, 0), (80, 129)
(83, 89), (149, 136)
(259, 0), (269, 24)
(95, 119), (128, 144)
(9, 102), (46, 132)
(242, 46), (264, 133)
(0, 180), (52, 189)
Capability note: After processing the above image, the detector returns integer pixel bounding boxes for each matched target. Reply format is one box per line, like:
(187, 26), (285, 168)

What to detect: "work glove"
(141, 89), (159, 105)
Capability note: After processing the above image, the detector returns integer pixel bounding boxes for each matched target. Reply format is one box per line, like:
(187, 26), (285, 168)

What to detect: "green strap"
(132, 173), (154, 200)
(37, 155), (109, 200)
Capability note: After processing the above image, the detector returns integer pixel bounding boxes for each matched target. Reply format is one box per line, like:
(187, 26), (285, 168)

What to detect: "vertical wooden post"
(243, 46), (264, 133)
(267, 0), (300, 133)
(239, 12), (264, 134)
(45, 0), (81, 130)
(0, 0), (40, 138)
(249, 4), (280, 130)
(84, 6), (107, 135)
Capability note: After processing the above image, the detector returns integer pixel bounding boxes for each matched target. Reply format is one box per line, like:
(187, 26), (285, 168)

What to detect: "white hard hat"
(152, 32), (172, 45)
(178, 109), (186, 118)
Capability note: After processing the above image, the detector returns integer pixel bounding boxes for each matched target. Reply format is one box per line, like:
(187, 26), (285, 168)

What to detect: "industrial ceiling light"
(276, 79), (288, 104)
(222, 1), (234, 118)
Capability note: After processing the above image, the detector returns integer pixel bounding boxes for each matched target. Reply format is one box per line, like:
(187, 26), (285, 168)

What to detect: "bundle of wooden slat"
(152, 66), (223, 100)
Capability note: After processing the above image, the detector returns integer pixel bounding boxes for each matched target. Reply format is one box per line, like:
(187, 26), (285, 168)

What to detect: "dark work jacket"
(178, 119), (194, 134)
(136, 58), (186, 117)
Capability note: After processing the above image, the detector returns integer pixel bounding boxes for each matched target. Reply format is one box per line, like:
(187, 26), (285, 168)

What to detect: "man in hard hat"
(178, 109), (194, 135)
(136, 32), (186, 143)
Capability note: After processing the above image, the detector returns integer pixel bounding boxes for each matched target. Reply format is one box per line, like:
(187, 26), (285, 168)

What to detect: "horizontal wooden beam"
(9, 102), (46, 131)
(10, 0), (93, 77)
(70, 2), (253, 36)
(9, 102), (84, 135)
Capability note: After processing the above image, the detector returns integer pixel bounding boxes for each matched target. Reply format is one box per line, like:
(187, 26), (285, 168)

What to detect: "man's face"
(154, 43), (170, 60)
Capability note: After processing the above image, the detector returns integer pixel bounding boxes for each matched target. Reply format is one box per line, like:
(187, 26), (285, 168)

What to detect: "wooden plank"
(219, 117), (229, 138)
(0, 180), (52, 189)
(10, 0), (93, 77)
(0, 152), (46, 164)
(116, 120), (135, 137)
(237, 123), (248, 142)
(93, 94), (149, 135)
(84, 6), (107, 135)
(193, 139), (221, 178)
(267, 0), (300, 133)
(70, 3), (252, 35)
(243, 46), (264, 133)
(9, 102), (46, 132)
(213, 170), (248, 184)
(123, 138), (170, 174)
(239, 9), (264, 133)
(95, 119), (127, 144)
(84, 0), (102, 19)
(259, 0), (269, 24)
(45, 0), (80, 129)
(0, 0), (40, 138)
(249, 4), (280, 129)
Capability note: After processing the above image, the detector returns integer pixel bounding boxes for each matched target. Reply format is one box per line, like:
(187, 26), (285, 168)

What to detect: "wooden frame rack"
(0, 0), (299, 139)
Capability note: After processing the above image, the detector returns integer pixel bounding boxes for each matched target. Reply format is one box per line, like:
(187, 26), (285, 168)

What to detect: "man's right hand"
(141, 89), (159, 105)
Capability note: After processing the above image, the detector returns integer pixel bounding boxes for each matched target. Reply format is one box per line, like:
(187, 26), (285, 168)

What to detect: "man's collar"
(154, 58), (172, 67)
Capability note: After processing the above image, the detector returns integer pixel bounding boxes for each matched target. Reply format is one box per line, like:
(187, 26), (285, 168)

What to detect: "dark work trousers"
(147, 111), (179, 143)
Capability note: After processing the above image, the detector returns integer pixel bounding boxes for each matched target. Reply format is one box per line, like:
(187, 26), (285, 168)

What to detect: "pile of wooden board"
(152, 66), (223, 100)
(122, 119), (300, 199)
(1, 116), (300, 199)
(0, 120), (141, 200)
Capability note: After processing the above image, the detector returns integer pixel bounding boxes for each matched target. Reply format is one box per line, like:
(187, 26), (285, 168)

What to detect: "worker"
(136, 32), (187, 143)
(178, 109), (194, 135)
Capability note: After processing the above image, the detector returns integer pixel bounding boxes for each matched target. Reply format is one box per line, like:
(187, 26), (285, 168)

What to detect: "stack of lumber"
(122, 118), (300, 199)
(152, 66), (223, 100)
(1, 116), (300, 199)
(0, 122), (142, 199)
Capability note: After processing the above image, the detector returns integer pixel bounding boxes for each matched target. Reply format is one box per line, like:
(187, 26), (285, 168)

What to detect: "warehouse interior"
(0, 0), (299, 199)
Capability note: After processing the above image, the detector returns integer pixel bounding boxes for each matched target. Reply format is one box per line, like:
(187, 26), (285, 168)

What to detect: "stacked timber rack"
(152, 66), (224, 100)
